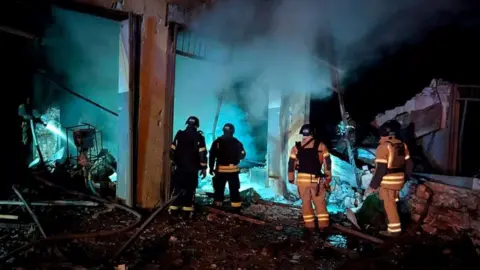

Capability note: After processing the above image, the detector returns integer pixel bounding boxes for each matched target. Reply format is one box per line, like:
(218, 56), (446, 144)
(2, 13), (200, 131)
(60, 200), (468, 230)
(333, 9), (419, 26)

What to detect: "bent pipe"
(0, 176), (142, 263)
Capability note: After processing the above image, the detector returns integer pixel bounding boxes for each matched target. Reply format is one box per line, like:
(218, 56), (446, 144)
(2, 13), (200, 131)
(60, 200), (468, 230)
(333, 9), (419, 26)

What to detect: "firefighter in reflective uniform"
(365, 120), (413, 237)
(209, 123), (246, 212)
(288, 124), (332, 231)
(169, 116), (207, 218)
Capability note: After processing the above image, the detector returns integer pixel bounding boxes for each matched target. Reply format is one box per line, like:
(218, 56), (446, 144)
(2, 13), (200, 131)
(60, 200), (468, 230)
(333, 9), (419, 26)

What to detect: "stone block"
(432, 193), (462, 209)
(416, 184), (427, 196)
(471, 220), (480, 236)
(422, 224), (437, 235)
(411, 213), (421, 223)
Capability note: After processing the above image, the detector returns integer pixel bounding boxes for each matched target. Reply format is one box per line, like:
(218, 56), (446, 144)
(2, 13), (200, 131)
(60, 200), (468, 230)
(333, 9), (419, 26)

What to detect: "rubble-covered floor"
(1, 183), (479, 269)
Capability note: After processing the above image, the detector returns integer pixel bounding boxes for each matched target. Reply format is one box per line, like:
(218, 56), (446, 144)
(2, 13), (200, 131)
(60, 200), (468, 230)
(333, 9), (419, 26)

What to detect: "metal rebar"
(110, 191), (182, 262)
(458, 101), (468, 173)
(0, 177), (142, 263)
(36, 71), (119, 117)
(12, 186), (47, 238)
(0, 200), (99, 207)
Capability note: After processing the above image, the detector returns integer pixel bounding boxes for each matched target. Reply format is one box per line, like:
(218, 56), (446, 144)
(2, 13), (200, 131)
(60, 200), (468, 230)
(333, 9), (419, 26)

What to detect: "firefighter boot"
(230, 207), (241, 214)
(213, 201), (223, 208)
(168, 206), (180, 217)
(302, 227), (315, 241)
(379, 230), (400, 237)
(183, 210), (195, 220)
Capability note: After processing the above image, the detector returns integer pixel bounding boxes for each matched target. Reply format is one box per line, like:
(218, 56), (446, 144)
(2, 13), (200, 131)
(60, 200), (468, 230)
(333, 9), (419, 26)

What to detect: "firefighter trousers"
(298, 182), (329, 229)
(379, 187), (401, 234)
(213, 172), (242, 208)
(169, 169), (198, 212)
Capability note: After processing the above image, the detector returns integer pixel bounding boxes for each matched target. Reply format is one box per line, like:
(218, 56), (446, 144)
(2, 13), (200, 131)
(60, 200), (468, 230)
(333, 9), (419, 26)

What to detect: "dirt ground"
(1, 184), (479, 270)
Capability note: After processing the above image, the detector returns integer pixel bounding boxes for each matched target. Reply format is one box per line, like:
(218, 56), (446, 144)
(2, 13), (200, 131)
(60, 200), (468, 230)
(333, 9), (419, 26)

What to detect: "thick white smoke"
(174, 0), (464, 162)
(188, 0), (462, 98)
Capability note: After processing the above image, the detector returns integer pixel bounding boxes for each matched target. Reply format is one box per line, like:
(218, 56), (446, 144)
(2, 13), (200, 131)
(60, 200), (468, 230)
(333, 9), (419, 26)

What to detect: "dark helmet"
(222, 123), (235, 135)
(185, 116), (200, 128)
(379, 120), (401, 137)
(299, 124), (313, 136)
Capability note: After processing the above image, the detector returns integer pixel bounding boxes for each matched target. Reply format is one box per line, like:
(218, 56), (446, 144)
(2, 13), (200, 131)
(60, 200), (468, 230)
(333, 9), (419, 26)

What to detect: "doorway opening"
(30, 3), (139, 205)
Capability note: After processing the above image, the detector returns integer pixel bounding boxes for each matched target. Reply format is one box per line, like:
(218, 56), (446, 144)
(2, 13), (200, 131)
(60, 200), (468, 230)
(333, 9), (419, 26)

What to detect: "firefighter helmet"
(186, 116), (200, 128)
(299, 124), (313, 136)
(379, 120), (401, 137)
(222, 123), (235, 135)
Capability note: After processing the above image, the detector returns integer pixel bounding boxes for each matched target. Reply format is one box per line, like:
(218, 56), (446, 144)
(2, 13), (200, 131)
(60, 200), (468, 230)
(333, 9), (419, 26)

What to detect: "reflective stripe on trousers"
(218, 164), (239, 173)
(380, 173), (405, 190)
(379, 187), (402, 234)
(298, 180), (329, 229)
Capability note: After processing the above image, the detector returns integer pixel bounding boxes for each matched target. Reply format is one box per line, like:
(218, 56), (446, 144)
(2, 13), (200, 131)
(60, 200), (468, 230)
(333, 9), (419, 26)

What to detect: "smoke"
(188, 0), (463, 101)
(175, 0), (466, 161)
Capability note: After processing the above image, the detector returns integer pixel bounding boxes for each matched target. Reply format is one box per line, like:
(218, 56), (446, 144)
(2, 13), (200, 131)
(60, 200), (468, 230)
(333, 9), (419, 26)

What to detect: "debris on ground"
(1, 175), (479, 269)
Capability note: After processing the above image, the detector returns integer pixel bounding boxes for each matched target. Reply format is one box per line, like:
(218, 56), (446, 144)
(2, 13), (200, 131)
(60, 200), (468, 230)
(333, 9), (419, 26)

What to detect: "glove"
(209, 169), (215, 176)
(200, 169), (207, 179)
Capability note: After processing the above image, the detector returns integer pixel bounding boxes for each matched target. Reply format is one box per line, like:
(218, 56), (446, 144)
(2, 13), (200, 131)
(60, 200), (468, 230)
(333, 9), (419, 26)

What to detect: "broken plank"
(207, 207), (266, 225)
(332, 224), (384, 244)
(256, 199), (301, 209)
(0, 200), (99, 207)
(0, 214), (18, 220)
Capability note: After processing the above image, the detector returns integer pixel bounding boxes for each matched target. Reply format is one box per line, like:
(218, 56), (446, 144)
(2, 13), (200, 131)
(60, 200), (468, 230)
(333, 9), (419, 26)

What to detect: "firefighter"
(288, 124), (332, 232)
(169, 116), (207, 218)
(365, 120), (413, 237)
(18, 97), (46, 166)
(209, 123), (246, 212)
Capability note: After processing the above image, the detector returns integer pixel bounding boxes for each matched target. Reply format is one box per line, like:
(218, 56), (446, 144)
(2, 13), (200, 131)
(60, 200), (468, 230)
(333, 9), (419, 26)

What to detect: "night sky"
(311, 1), (480, 143)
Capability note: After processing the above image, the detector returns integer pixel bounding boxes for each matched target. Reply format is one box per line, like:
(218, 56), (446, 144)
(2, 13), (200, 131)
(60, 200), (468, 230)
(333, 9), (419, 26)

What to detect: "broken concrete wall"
(373, 82), (453, 173)
(409, 181), (480, 245)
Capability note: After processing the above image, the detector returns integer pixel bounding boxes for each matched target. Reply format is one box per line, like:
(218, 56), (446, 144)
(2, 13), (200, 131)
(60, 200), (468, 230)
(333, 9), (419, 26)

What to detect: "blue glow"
(173, 55), (265, 164)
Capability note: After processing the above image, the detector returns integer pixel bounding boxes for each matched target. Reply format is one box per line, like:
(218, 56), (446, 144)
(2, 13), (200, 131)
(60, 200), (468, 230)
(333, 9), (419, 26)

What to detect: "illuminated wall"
(35, 7), (120, 159)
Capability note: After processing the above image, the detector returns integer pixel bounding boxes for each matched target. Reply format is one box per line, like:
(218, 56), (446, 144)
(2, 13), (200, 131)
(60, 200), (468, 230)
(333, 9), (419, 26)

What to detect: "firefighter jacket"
(370, 136), (413, 190)
(209, 135), (246, 173)
(288, 137), (332, 184)
(170, 127), (207, 173)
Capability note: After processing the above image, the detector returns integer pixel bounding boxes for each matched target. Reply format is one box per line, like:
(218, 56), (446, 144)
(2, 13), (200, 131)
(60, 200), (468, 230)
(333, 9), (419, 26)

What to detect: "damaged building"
(2, 0), (480, 268)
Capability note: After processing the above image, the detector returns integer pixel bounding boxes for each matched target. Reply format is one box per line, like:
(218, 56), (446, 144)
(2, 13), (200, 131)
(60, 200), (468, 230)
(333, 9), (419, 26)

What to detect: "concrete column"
(268, 90), (310, 197)
(77, 0), (172, 208)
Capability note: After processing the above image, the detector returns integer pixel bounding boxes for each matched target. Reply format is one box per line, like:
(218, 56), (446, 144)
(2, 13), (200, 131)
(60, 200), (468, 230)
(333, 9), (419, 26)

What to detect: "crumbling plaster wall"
(373, 83), (453, 174)
(74, 0), (172, 208)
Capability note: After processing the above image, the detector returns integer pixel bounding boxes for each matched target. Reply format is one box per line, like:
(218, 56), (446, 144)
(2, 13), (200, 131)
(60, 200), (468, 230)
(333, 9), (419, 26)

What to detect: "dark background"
(311, 1), (480, 143)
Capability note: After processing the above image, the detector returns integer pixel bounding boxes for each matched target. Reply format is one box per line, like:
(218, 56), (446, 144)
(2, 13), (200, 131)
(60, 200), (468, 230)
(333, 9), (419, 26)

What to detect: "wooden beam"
(0, 25), (36, 39)
(50, 0), (129, 21)
(207, 207), (266, 225)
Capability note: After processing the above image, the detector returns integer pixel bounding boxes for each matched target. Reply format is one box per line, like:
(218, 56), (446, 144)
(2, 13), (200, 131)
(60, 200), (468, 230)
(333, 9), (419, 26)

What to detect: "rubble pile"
(409, 182), (480, 245)
(328, 182), (362, 212)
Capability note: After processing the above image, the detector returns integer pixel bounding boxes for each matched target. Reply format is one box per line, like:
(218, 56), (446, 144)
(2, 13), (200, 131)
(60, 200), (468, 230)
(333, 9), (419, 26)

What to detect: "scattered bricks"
(413, 203), (426, 214)
(429, 208), (472, 230)
(422, 224), (438, 235)
(411, 213), (422, 223)
(470, 220), (480, 237)
(432, 193), (462, 209)
(423, 213), (436, 225)
(416, 185), (427, 197)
